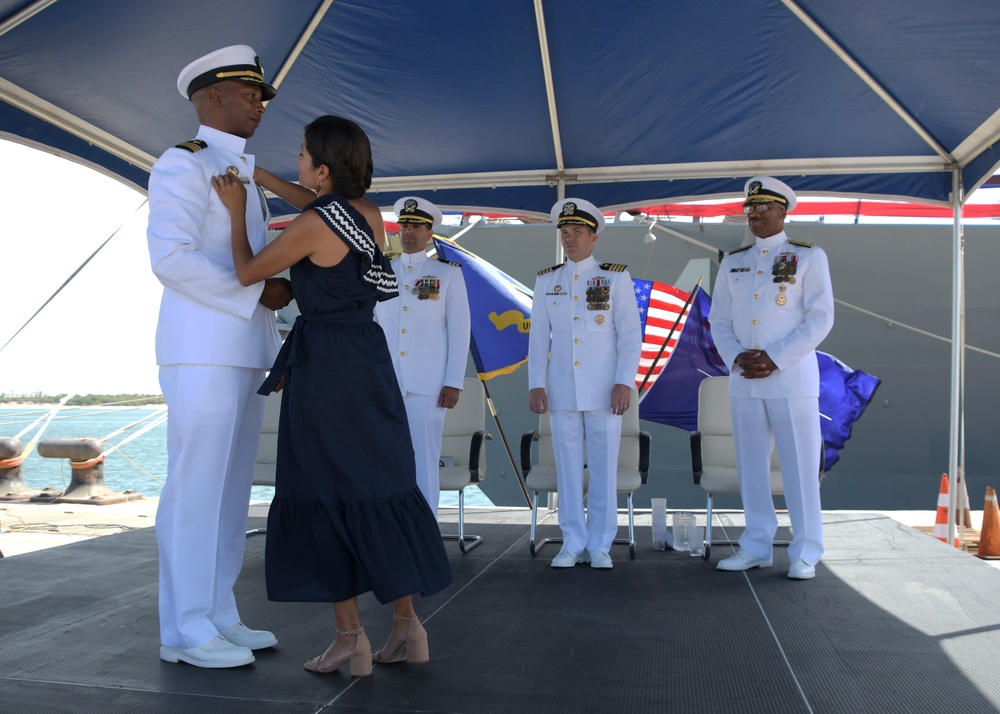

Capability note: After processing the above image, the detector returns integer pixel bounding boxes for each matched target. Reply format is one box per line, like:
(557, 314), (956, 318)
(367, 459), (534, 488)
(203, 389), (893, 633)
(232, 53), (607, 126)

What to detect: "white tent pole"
(270, 0), (335, 91)
(947, 169), (964, 546)
(0, 0), (56, 37)
(533, 0), (564, 176)
(782, 0), (951, 162)
(555, 178), (565, 263)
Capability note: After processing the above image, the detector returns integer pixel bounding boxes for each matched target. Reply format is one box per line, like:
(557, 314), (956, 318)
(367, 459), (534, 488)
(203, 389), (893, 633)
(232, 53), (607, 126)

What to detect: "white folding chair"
(246, 390), (281, 537)
(519, 398), (650, 559)
(439, 377), (491, 553)
(689, 376), (823, 560)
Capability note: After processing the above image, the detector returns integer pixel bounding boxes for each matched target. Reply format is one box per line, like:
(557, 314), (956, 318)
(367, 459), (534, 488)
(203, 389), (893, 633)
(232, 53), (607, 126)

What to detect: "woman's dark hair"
(303, 115), (373, 199)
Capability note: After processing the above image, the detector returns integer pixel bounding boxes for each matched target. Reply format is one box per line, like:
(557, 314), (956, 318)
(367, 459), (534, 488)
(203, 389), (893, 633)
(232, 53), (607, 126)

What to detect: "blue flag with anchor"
(433, 237), (533, 380)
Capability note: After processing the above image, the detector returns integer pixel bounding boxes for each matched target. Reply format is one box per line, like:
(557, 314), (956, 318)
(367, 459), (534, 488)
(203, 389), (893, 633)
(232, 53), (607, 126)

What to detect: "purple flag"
(639, 288), (879, 471)
(639, 289), (727, 431)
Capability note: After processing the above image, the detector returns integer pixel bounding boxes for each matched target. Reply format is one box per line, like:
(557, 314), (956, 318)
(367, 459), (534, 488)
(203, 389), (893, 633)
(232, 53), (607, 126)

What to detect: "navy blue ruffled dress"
(262, 193), (452, 604)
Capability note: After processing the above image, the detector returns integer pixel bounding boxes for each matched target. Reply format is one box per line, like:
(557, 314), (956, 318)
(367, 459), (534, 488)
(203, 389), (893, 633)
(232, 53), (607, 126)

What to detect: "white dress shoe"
(219, 622), (278, 650)
(588, 551), (613, 569)
(716, 549), (773, 571)
(788, 560), (816, 580)
(160, 635), (255, 668)
(550, 550), (587, 568)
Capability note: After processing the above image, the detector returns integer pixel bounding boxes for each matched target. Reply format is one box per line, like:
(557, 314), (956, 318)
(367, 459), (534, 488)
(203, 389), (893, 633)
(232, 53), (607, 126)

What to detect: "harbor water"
(0, 406), (491, 507)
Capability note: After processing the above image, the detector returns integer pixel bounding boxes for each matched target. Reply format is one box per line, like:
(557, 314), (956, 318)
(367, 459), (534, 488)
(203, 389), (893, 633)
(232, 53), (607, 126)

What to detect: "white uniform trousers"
(730, 396), (824, 565)
(549, 409), (622, 554)
(403, 393), (446, 518)
(156, 364), (265, 649)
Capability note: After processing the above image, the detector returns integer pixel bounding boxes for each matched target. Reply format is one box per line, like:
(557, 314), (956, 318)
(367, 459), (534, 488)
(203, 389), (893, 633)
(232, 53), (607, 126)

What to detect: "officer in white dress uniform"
(709, 176), (835, 580)
(375, 197), (471, 518)
(528, 198), (642, 570)
(147, 45), (293, 668)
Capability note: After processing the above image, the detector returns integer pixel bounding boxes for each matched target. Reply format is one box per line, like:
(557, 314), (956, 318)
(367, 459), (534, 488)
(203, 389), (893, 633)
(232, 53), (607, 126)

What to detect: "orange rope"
(69, 455), (106, 469)
(0, 453), (26, 469)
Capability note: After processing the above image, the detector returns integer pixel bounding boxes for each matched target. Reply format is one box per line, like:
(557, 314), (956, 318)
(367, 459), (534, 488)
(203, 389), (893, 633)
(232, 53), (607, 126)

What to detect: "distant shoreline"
(0, 403), (164, 407)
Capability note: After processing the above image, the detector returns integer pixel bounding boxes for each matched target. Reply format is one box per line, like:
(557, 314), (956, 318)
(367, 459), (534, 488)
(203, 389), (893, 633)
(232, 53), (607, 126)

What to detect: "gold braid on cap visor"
(558, 216), (597, 228)
(744, 192), (787, 205)
(214, 69), (266, 82)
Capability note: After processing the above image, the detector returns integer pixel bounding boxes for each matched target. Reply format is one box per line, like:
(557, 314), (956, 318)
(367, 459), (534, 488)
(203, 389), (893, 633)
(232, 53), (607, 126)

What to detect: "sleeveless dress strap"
(309, 194), (398, 301)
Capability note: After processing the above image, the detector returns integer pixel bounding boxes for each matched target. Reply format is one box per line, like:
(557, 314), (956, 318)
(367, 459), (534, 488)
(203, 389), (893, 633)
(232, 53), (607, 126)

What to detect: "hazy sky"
(0, 140), (160, 395)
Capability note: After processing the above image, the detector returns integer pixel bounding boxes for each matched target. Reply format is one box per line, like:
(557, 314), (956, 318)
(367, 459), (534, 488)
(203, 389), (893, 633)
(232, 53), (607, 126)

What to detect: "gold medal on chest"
(776, 294), (787, 306)
(594, 314), (606, 325)
(226, 165), (249, 184)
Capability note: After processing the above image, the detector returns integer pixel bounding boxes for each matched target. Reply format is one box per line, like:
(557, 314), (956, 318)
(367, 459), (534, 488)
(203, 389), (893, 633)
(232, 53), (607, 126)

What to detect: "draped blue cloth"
(639, 288), (880, 471)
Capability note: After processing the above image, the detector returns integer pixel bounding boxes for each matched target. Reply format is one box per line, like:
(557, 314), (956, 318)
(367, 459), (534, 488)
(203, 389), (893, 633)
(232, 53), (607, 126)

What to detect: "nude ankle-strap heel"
(344, 627), (373, 677)
(304, 626), (372, 677)
(373, 614), (429, 664)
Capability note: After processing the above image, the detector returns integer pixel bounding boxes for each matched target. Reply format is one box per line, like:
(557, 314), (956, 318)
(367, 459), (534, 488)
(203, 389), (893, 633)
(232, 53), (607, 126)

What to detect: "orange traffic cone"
(933, 474), (960, 548)
(956, 472), (973, 528)
(977, 487), (1000, 559)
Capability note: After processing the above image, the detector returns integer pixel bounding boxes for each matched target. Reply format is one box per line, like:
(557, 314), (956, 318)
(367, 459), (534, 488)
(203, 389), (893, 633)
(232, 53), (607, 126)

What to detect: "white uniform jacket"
(528, 255), (642, 411)
(147, 125), (281, 368)
(709, 231), (834, 399)
(375, 250), (471, 395)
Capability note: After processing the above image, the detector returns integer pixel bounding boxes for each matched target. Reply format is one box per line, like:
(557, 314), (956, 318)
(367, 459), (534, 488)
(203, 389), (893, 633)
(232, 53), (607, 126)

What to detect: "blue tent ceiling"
(2, 0), (1000, 216)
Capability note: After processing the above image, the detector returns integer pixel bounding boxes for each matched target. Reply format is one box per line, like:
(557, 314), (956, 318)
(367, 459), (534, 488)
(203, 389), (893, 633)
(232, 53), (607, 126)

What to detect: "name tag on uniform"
(730, 267), (750, 272)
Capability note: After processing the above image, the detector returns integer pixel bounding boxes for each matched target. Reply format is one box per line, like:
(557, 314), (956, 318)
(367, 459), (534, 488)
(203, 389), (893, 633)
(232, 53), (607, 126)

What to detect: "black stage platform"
(2, 508), (999, 713)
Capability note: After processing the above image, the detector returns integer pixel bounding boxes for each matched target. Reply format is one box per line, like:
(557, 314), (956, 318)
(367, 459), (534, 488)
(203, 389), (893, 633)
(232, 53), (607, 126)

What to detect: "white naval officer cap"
(744, 176), (797, 211)
(550, 198), (606, 233)
(177, 44), (277, 101)
(394, 196), (443, 230)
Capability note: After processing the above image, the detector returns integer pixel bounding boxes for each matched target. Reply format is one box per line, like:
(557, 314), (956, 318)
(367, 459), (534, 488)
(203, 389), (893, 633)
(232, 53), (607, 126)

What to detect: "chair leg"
(529, 491), (539, 556)
(440, 488), (483, 553)
(627, 493), (636, 559)
(705, 492), (714, 548)
(529, 491), (563, 556)
(610, 493), (637, 559)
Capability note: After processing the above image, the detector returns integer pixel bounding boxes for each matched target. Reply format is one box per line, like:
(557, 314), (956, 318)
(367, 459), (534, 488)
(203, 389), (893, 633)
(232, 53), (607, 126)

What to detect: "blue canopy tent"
(3, 0), (1000, 535)
(2, 1), (999, 208)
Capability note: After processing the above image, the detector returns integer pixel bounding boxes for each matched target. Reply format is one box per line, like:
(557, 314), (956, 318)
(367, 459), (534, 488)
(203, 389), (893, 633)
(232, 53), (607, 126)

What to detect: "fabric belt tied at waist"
(257, 311), (370, 396)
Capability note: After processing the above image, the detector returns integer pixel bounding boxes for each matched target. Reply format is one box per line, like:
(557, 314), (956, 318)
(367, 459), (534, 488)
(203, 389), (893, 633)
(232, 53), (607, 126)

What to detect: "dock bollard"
(34, 438), (142, 505)
(0, 436), (41, 502)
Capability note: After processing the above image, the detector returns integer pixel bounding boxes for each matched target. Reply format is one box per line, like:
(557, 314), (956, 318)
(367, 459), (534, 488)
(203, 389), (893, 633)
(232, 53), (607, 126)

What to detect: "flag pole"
(636, 276), (703, 399)
(477, 375), (532, 507)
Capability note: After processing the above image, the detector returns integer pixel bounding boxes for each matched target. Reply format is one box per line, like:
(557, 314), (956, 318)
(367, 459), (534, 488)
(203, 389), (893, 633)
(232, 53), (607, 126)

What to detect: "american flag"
(632, 279), (691, 394)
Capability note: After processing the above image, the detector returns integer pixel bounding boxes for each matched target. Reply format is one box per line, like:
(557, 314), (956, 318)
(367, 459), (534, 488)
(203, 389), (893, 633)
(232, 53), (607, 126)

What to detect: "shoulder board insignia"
(538, 262), (565, 276)
(599, 263), (627, 272)
(174, 139), (207, 153)
(728, 245), (753, 254)
(789, 239), (815, 248)
(437, 257), (462, 268)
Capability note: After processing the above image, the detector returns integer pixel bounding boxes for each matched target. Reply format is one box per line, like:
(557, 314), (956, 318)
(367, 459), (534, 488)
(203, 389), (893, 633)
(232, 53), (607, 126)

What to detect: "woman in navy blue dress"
(214, 115), (452, 677)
